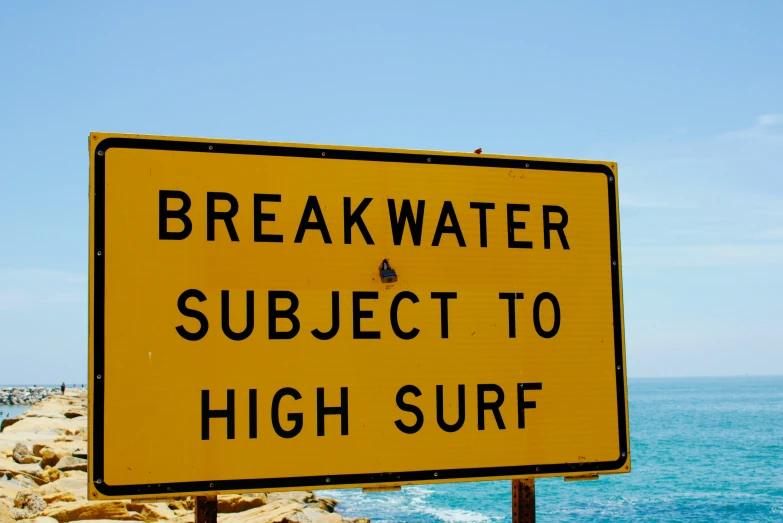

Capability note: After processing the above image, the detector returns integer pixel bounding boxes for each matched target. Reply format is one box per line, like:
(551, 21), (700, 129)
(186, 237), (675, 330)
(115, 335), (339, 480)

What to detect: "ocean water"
(319, 377), (783, 522)
(0, 405), (29, 419)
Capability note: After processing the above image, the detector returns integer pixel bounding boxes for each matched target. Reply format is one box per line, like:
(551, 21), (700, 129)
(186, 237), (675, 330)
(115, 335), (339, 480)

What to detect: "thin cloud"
(753, 228), (783, 240)
(721, 114), (783, 140)
(756, 114), (783, 127)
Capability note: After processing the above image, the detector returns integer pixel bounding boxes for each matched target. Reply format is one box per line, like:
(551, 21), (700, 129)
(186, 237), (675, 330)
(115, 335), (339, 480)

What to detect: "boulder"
(35, 476), (88, 501)
(41, 491), (77, 504)
(13, 443), (39, 465)
(301, 507), (344, 523)
(218, 498), (346, 523)
(14, 490), (47, 516)
(125, 502), (177, 522)
(44, 500), (145, 522)
(40, 449), (60, 468)
(54, 457), (87, 473)
(166, 499), (194, 511)
(218, 501), (309, 523)
(0, 455), (46, 477)
(41, 468), (62, 483)
(33, 445), (49, 457)
(266, 492), (317, 505)
(315, 498), (338, 512)
(217, 494), (267, 513)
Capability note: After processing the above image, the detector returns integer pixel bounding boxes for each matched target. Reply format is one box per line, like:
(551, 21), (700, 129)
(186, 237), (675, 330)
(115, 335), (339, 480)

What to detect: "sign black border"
(91, 137), (628, 497)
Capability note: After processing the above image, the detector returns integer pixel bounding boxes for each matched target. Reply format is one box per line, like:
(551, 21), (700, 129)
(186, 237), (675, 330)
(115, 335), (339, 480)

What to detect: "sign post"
(194, 496), (217, 523)
(88, 133), (629, 510)
(512, 478), (535, 523)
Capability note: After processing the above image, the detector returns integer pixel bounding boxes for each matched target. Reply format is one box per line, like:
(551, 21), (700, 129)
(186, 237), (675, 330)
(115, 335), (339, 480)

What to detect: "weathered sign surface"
(88, 133), (629, 499)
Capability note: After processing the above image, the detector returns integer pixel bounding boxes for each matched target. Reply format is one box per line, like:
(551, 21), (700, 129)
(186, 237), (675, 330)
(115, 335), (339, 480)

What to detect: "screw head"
(525, 163), (529, 168)
(609, 176), (614, 181)
(97, 374), (102, 379)
(427, 158), (431, 163)
(434, 472), (438, 477)
(95, 478), (102, 484)
(97, 150), (104, 156)
(612, 260), (617, 266)
(325, 478), (331, 483)
(209, 483), (214, 488)
(617, 366), (621, 370)
(622, 452), (627, 457)
(536, 467), (540, 472)
(321, 152), (326, 157)
(97, 251), (102, 256)
(208, 145), (213, 151)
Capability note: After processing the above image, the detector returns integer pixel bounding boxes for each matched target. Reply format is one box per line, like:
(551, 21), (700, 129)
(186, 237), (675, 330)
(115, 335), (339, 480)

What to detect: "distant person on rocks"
(61, 382), (66, 394)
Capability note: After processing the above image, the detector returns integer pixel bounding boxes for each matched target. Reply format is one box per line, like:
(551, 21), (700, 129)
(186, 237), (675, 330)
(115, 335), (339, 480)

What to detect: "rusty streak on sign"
(88, 133), (630, 500)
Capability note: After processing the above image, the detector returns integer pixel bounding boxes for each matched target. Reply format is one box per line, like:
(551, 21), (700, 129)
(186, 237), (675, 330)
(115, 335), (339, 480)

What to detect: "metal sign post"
(195, 496), (217, 523)
(512, 479), (535, 522)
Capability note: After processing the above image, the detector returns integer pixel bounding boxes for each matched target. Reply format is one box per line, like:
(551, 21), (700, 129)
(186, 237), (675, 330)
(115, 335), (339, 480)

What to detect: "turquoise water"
(320, 377), (783, 522)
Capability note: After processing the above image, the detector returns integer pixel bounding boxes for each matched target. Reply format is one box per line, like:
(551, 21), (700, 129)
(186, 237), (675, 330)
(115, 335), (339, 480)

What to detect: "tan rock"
(301, 507), (344, 523)
(219, 496), (347, 523)
(36, 476), (88, 501)
(0, 502), (14, 523)
(42, 469), (61, 483)
(13, 444), (39, 465)
(266, 492), (316, 505)
(35, 470), (51, 485)
(12, 473), (42, 488)
(40, 450), (59, 468)
(53, 457), (86, 473)
(44, 500), (145, 522)
(14, 491), (47, 516)
(0, 455), (46, 476)
(165, 500), (193, 512)
(41, 492), (76, 504)
(218, 501), (308, 523)
(315, 498), (338, 512)
(32, 517), (60, 523)
(33, 445), (49, 458)
(216, 495), (267, 514)
(0, 480), (24, 500)
(125, 503), (177, 522)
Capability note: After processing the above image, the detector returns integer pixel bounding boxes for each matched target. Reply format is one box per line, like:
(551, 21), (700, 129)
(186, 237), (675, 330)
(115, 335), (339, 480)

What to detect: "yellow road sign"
(88, 133), (629, 500)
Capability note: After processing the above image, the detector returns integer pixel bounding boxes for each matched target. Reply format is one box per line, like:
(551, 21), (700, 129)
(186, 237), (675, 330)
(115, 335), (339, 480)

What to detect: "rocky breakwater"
(0, 390), (367, 523)
(0, 388), (60, 407)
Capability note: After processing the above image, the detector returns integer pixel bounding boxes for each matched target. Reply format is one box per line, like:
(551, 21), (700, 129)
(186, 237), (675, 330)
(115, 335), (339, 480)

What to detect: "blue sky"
(1, 1), (781, 383)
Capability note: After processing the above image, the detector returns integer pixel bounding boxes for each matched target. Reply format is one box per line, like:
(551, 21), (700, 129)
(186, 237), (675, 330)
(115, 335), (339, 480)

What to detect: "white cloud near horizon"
(756, 114), (783, 127)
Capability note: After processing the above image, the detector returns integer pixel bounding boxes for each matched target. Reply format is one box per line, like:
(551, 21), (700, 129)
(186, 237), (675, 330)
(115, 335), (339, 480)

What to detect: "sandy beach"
(0, 390), (368, 523)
